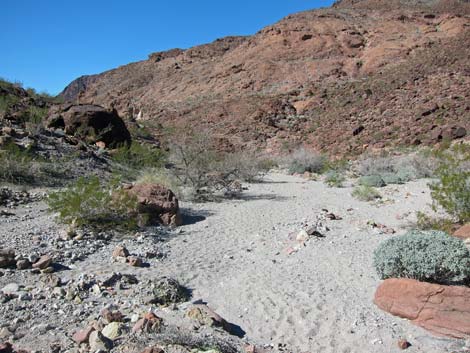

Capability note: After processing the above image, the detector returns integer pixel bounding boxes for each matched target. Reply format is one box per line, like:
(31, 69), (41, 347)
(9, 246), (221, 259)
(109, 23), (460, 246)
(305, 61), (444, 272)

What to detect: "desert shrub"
(358, 174), (386, 187)
(286, 148), (327, 175)
(352, 185), (381, 201)
(324, 170), (345, 187)
(47, 176), (138, 229)
(356, 151), (438, 183)
(168, 131), (271, 200)
(0, 143), (69, 185)
(111, 141), (167, 180)
(136, 168), (181, 195)
(429, 143), (470, 223)
(416, 211), (455, 233)
(373, 230), (470, 284)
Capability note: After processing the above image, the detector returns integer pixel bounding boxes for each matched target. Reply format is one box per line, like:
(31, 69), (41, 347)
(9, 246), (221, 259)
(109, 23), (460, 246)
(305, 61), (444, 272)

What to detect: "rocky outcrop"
(127, 183), (182, 227)
(59, 1), (470, 155)
(46, 104), (131, 147)
(374, 278), (470, 338)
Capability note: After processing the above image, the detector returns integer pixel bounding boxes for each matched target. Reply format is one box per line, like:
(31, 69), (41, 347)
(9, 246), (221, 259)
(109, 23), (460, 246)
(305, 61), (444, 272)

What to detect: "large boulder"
(127, 183), (182, 227)
(46, 104), (131, 147)
(374, 278), (470, 338)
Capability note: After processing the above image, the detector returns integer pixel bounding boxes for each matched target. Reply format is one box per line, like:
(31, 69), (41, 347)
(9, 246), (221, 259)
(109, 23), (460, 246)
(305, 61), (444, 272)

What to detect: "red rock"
(374, 278), (470, 338)
(453, 223), (470, 239)
(59, 1), (470, 157)
(132, 314), (162, 333)
(127, 183), (182, 227)
(32, 255), (52, 270)
(397, 339), (411, 350)
(100, 309), (124, 323)
(72, 326), (95, 344)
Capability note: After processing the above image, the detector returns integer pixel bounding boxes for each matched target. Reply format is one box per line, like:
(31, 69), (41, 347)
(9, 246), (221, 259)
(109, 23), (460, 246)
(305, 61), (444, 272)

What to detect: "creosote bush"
(351, 185), (381, 201)
(47, 176), (138, 229)
(374, 230), (470, 285)
(429, 143), (470, 223)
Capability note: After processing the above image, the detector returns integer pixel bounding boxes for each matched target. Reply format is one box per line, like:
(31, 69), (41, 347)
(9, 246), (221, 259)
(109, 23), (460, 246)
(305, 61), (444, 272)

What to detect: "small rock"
(112, 245), (129, 259)
(101, 322), (124, 340)
(101, 309), (124, 323)
(72, 326), (95, 345)
(27, 254), (39, 264)
(296, 230), (309, 242)
(89, 331), (113, 351)
(128, 256), (143, 267)
(16, 260), (30, 270)
(32, 255), (52, 270)
(2, 283), (19, 295)
(397, 339), (411, 349)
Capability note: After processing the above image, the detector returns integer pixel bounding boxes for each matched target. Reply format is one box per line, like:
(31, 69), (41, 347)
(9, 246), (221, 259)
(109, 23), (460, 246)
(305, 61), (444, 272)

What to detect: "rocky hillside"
(60, 0), (470, 155)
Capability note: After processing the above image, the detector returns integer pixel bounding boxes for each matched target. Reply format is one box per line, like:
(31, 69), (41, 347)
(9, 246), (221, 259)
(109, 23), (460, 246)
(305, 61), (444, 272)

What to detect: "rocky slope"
(60, 0), (470, 155)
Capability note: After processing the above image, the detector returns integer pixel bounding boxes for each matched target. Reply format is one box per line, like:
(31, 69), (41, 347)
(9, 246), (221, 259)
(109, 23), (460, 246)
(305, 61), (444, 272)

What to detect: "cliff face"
(60, 0), (470, 155)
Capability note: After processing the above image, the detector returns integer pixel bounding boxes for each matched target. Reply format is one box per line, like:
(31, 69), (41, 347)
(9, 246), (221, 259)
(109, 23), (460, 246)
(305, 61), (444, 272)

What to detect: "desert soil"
(0, 173), (465, 352)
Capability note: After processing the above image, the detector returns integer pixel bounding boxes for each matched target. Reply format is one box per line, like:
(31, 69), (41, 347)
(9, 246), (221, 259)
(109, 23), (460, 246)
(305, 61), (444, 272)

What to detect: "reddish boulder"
(374, 278), (470, 338)
(46, 104), (131, 147)
(127, 183), (182, 227)
(454, 224), (470, 240)
(72, 326), (95, 344)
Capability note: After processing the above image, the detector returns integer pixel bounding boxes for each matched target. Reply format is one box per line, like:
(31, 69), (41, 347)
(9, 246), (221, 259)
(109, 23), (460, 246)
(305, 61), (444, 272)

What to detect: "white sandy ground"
(70, 173), (461, 353)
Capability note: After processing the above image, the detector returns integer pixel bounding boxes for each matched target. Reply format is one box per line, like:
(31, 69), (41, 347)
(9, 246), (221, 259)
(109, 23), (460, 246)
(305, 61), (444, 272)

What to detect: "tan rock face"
(60, 1), (470, 155)
(374, 278), (470, 338)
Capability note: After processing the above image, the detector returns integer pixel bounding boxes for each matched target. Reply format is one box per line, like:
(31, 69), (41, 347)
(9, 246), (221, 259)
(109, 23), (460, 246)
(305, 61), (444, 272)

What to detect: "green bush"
(373, 230), (470, 284)
(416, 211), (455, 234)
(324, 170), (345, 187)
(0, 143), (69, 185)
(352, 185), (381, 201)
(429, 144), (470, 223)
(358, 175), (386, 187)
(47, 176), (138, 229)
(111, 141), (167, 180)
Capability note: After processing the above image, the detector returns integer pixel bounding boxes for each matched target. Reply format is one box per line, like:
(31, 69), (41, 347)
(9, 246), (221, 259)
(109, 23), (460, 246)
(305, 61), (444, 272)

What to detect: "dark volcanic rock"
(46, 104), (131, 147)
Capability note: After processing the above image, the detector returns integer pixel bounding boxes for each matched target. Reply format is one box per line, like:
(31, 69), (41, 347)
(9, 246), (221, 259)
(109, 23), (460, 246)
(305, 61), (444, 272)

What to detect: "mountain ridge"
(60, 0), (470, 155)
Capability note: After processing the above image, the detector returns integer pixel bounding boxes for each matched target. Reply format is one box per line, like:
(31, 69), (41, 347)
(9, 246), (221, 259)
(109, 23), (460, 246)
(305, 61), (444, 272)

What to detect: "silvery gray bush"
(374, 230), (470, 284)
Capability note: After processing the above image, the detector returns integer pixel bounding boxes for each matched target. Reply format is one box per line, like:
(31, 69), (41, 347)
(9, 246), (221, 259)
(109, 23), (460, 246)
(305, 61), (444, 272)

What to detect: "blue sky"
(1, 0), (334, 94)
